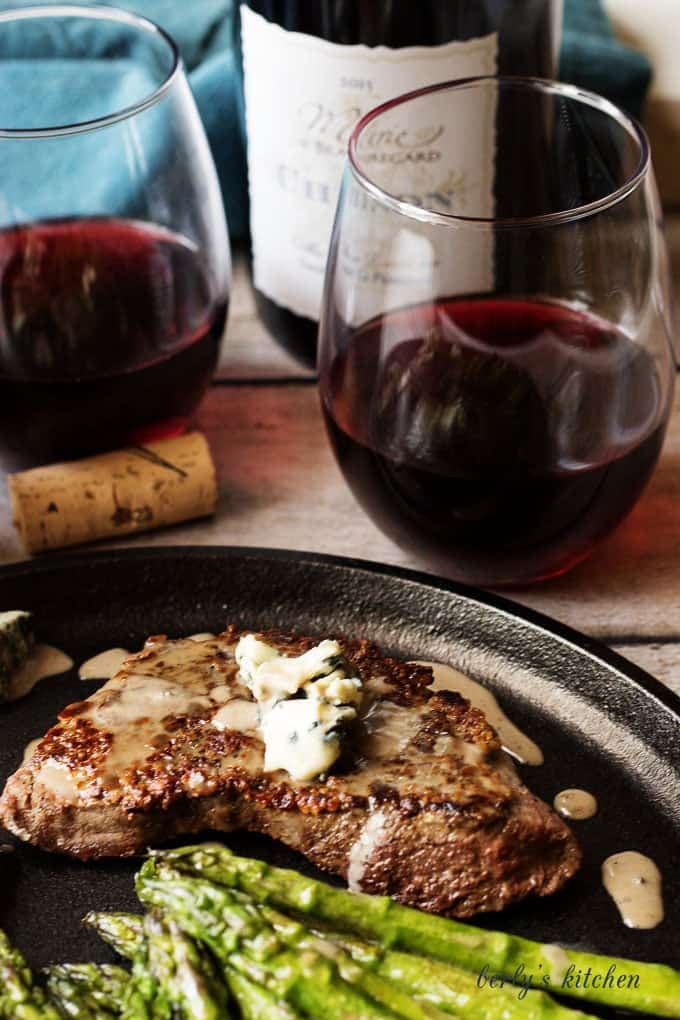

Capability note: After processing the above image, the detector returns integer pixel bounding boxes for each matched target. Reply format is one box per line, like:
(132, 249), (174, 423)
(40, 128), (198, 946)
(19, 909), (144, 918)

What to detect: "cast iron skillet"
(0, 547), (677, 1013)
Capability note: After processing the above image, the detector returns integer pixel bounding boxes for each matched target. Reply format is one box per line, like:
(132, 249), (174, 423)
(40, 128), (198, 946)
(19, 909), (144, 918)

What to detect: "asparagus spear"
(45, 963), (128, 1001)
(0, 929), (60, 1020)
(217, 887), (595, 1020)
(320, 928), (597, 1020)
(164, 915), (231, 1020)
(142, 914), (178, 1020)
(89, 911), (297, 1020)
(87, 911), (297, 1020)
(44, 963), (127, 1018)
(86, 911), (230, 1020)
(259, 904), (596, 1020)
(224, 971), (301, 1020)
(155, 844), (680, 1019)
(243, 896), (445, 1020)
(82, 913), (155, 1020)
(136, 864), (405, 1019)
(119, 947), (156, 1020)
(82, 912), (144, 961)
(115, 910), (190, 1020)
(84, 898), (591, 1020)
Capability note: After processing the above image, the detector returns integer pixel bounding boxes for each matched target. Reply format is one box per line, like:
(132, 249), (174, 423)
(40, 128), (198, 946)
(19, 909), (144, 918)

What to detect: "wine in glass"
(319, 78), (675, 586)
(0, 5), (230, 469)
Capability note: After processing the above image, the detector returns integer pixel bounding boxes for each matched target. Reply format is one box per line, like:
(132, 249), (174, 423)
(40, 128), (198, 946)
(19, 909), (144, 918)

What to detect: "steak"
(0, 628), (581, 917)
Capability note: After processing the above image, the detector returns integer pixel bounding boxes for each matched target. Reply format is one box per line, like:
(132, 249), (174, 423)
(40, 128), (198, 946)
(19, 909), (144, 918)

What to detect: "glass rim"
(0, 4), (182, 138)
(347, 76), (651, 229)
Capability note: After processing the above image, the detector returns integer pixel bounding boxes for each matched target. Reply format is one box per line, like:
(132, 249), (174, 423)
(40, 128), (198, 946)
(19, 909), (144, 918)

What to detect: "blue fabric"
(0, 57), (176, 227)
(0, 0), (651, 241)
(561, 0), (652, 120)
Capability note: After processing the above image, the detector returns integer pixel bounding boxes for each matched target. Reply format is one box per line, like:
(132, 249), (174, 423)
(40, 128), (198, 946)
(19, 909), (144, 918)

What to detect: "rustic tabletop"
(2, 219), (680, 696)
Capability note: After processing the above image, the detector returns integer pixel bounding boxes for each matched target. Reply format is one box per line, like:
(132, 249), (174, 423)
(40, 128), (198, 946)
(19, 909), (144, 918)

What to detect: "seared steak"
(0, 628), (581, 917)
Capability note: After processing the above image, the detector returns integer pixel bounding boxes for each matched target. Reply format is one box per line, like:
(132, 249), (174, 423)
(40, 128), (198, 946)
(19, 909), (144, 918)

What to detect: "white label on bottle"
(332, 80), (498, 327)
(241, 7), (498, 322)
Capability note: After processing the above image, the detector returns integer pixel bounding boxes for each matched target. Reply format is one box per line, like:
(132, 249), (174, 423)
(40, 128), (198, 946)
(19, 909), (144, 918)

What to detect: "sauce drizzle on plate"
(9, 645), (73, 700)
(413, 660), (544, 766)
(602, 851), (664, 929)
(554, 788), (598, 820)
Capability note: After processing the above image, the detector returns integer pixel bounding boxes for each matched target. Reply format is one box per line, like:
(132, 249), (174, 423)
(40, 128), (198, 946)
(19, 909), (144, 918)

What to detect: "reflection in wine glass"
(319, 77), (675, 587)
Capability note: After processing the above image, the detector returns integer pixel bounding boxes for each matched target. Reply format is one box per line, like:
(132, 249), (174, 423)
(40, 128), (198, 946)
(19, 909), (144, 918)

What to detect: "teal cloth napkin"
(561, 0), (651, 119)
(0, 0), (652, 241)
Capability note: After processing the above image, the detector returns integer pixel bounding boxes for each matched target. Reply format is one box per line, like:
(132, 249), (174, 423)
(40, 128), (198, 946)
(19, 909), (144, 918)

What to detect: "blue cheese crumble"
(235, 635), (362, 781)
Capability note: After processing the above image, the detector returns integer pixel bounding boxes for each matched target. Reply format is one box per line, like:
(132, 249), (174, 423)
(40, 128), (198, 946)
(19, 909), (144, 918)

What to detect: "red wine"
(0, 218), (227, 469)
(239, 1), (562, 367)
(321, 298), (668, 586)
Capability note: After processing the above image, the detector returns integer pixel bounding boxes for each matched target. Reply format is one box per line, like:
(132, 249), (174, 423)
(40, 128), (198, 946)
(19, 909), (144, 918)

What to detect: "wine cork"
(8, 433), (218, 554)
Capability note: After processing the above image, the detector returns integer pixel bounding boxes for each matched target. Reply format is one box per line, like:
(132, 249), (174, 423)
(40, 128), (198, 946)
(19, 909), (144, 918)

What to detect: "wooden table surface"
(2, 221), (680, 696)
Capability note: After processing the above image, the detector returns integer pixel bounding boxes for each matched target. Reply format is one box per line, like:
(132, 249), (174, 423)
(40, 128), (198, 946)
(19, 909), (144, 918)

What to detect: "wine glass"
(318, 77), (675, 587)
(0, 5), (230, 470)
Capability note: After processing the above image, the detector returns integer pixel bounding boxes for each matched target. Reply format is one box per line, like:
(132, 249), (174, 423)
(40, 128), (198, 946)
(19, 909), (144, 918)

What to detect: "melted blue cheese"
(235, 635), (362, 781)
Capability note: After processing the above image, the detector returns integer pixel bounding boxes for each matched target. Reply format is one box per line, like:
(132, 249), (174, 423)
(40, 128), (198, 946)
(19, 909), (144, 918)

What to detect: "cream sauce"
(90, 673), (213, 730)
(29, 636), (259, 799)
(78, 670), (218, 787)
(541, 945), (570, 984)
(358, 689), (489, 766)
(554, 788), (598, 821)
(433, 734), (487, 765)
(9, 645), (73, 700)
(212, 698), (259, 733)
(36, 760), (79, 804)
(209, 684), (239, 705)
(602, 852), (664, 930)
(188, 633), (216, 642)
(358, 699), (413, 758)
(21, 737), (42, 766)
(79, 648), (129, 681)
(413, 660), (544, 766)
(29, 637), (537, 807)
(347, 810), (387, 893)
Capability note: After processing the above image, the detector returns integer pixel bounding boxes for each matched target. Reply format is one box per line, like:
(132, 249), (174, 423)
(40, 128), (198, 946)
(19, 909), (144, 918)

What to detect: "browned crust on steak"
(0, 779), (580, 918)
(0, 627), (582, 917)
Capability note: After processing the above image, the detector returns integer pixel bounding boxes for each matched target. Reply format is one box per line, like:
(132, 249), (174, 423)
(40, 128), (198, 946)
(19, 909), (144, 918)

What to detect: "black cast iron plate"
(0, 547), (678, 1014)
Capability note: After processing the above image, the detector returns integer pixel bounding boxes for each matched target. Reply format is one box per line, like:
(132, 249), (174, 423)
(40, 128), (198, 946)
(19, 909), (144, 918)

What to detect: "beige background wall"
(603, 0), (680, 204)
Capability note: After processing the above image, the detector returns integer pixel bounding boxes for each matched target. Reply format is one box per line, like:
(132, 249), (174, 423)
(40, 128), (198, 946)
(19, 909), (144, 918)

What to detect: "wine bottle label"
(241, 7), (498, 322)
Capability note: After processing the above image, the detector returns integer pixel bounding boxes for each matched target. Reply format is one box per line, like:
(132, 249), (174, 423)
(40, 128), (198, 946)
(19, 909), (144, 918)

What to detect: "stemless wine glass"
(319, 77), (675, 587)
(0, 5), (230, 469)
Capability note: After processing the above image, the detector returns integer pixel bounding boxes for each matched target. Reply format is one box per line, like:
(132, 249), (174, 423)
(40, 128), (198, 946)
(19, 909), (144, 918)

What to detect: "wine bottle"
(239, 1), (563, 366)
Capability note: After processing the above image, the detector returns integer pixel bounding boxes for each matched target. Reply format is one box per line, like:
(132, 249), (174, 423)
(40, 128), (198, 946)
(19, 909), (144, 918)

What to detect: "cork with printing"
(8, 432), (218, 554)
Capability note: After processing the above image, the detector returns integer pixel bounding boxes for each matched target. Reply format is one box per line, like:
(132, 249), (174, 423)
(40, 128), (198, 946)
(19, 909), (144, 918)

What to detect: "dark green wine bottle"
(237, 0), (563, 367)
